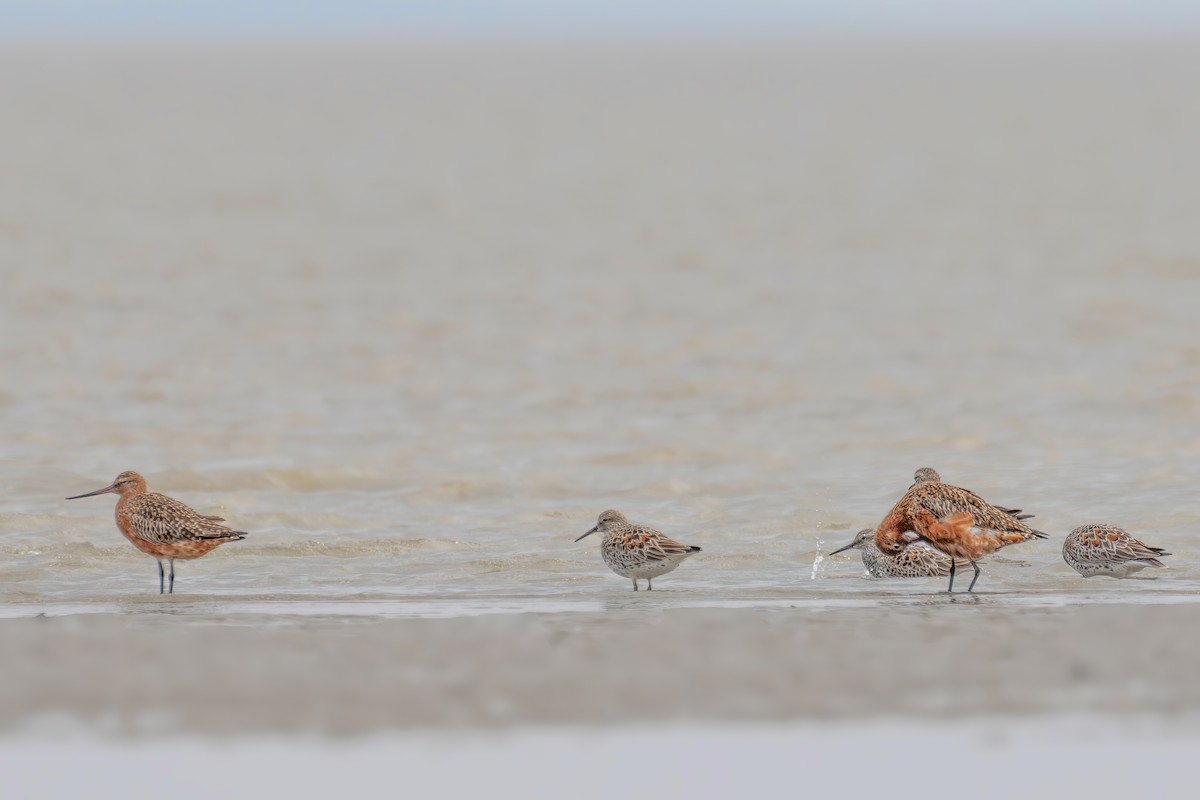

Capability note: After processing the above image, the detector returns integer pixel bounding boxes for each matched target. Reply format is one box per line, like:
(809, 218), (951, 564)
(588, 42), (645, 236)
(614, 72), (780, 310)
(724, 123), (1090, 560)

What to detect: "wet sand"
(6, 601), (1197, 735)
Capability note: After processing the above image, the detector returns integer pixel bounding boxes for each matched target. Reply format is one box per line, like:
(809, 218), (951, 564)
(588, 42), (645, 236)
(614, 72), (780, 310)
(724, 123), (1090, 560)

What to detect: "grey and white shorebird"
(828, 528), (967, 578)
(575, 509), (701, 590)
(912, 467), (943, 485)
(1062, 524), (1171, 578)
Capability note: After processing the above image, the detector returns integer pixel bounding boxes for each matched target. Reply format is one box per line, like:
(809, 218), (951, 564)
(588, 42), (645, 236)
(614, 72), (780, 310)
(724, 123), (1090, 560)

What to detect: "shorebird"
(911, 467), (1033, 520)
(912, 467), (942, 485)
(828, 528), (966, 578)
(1063, 524), (1171, 578)
(67, 471), (247, 594)
(575, 509), (701, 590)
(874, 477), (1047, 592)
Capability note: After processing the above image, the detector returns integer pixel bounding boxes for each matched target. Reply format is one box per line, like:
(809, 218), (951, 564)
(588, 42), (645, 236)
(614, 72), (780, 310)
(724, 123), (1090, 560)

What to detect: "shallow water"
(2, 40), (1200, 615)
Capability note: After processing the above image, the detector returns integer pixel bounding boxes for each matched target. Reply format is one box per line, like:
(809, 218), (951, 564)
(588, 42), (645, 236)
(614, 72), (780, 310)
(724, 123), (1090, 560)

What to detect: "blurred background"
(3, 2), (1200, 797)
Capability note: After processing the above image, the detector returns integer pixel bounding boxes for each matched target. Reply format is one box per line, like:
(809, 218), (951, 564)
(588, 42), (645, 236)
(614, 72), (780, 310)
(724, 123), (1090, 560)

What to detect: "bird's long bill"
(66, 482), (118, 500)
(574, 525), (598, 543)
(827, 540), (857, 556)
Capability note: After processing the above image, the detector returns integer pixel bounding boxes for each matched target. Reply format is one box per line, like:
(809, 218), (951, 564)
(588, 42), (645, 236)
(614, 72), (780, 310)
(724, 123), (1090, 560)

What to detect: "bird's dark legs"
(647, 579), (653, 591)
(632, 579), (638, 591)
(157, 560), (165, 594)
(168, 560), (175, 594)
(946, 560), (956, 593)
(966, 561), (981, 593)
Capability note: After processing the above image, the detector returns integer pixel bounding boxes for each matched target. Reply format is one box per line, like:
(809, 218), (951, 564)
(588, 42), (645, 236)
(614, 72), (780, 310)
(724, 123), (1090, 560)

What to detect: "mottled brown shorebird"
(911, 467), (1033, 520)
(1063, 524), (1171, 578)
(67, 471), (247, 594)
(875, 475), (1047, 592)
(575, 509), (701, 590)
(828, 528), (967, 578)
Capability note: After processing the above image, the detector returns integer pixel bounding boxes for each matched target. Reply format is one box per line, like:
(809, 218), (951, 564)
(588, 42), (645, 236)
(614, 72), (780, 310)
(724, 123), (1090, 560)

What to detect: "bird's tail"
(1132, 542), (1170, 563)
(199, 530), (247, 541)
(996, 505), (1035, 521)
(1000, 527), (1047, 545)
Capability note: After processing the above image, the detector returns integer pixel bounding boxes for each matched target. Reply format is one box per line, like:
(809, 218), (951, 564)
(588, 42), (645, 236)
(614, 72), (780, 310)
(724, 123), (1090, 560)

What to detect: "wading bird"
(575, 509), (700, 590)
(874, 478), (1046, 592)
(68, 471), (246, 594)
(1063, 524), (1170, 578)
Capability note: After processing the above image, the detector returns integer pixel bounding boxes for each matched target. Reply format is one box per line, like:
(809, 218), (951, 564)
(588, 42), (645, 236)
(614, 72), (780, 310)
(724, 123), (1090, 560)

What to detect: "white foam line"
(2, 589), (1200, 620)
(0, 599), (606, 620)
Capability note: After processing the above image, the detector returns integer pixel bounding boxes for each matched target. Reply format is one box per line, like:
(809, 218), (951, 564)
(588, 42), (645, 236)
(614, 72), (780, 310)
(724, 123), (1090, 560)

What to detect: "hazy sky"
(4, 0), (1200, 39)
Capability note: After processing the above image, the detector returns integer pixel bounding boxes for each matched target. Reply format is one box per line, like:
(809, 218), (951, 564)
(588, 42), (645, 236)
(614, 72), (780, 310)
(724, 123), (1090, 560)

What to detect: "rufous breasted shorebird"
(68, 470), (247, 594)
(875, 475), (1046, 592)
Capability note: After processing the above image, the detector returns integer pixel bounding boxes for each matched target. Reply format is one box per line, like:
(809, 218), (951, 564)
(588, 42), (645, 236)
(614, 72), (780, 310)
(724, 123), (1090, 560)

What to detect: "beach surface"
(6, 600), (1199, 798)
(5, 600), (1198, 734)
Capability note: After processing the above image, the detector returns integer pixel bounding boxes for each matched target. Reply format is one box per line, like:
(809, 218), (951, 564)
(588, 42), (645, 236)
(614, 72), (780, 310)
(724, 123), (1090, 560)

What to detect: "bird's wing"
(621, 526), (700, 561)
(1072, 526), (1169, 563)
(1123, 537), (1171, 560)
(947, 484), (1036, 520)
(913, 484), (1045, 538)
(126, 493), (243, 544)
(893, 546), (950, 576)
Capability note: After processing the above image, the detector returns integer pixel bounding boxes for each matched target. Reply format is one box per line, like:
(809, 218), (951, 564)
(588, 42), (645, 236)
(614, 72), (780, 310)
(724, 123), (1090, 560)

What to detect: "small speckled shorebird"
(1063, 524), (1171, 578)
(912, 467), (942, 485)
(67, 471), (247, 594)
(575, 509), (701, 590)
(875, 477), (1047, 592)
(828, 528), (967, 578)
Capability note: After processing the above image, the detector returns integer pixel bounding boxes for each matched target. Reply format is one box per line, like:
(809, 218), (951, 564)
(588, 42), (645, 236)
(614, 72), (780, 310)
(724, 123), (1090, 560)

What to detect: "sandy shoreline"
(5, 601), (1196, 736)
(4, 717), (1196, 800)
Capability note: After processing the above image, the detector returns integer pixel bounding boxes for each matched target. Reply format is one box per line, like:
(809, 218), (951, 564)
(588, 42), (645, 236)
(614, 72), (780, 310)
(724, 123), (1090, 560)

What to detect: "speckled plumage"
(68, 470), (246, 594)
(575, 509), (700, 590)
(829, 528), (967, 578)
(875, 479), (1047, 592)
(912, 467), (942, 484)
(911, 467), (1033, 520)
(1063, 524), (1170, 578)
